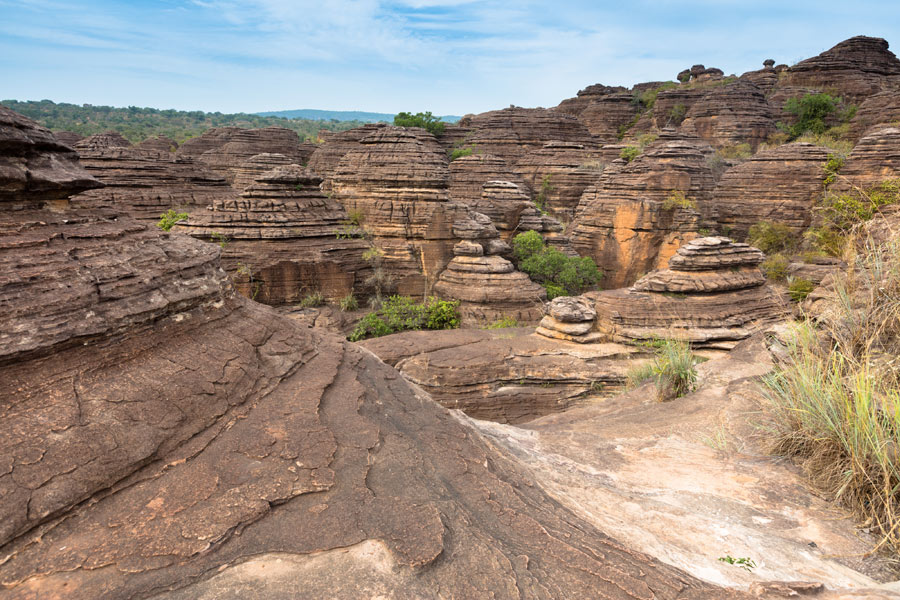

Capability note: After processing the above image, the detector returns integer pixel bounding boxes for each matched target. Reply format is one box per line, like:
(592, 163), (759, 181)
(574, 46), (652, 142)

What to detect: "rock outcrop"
(554, 83), (629, 117)
(136, 135), (177, 152)
(515, 141), (605, 220)
(448, 152), (529, 206)
(177, 164), (371, 304)
(563, 91), (640, 141)
(433, 212), (546, 325)
(678, 81), (777, 149)
(230, 152), (296, 191)
(52, 130), (84, 147)
(591, 237), (791, 348)
(848, 89), (900, 138)
(570, 132), (715, 288)
(330, 126), (464, 295)
(834, 127), (900, 190)
(2, 106), (758, 600)
(536, 295), (602, 343)
(306, 123), (387, 185)
(711, 142), (830, 238)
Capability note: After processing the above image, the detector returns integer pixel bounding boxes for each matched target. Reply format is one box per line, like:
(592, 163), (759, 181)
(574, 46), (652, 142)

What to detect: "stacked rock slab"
(592, 237), (791, 348)
(231, 152), (296, 191)
(848, 90), (900, 138)
(515, 141), (605, 221)
(306, 123), (387, 187)
(70, 133), (235, 221)
(711, 142), (831, 238)
(52, 130), (84, 147)
(554, 83), (629, 117)
(331, 126), (466, 295)
(2, 106), (752, 599)
(833, 127), (900, 190)
(433, 212), (546, 325)
(536, 296), (602, 343)
(135, 135), (177, 152)
(448, 152), (529, 207)
(177, 164), (371, 305)
(678, 81), (777, 149)
(570, 132), (715, 288)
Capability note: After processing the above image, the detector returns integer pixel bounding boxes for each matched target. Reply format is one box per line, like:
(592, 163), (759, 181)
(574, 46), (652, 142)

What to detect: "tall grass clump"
(761, 236), (900, 554)
(627, 338), (701, 401)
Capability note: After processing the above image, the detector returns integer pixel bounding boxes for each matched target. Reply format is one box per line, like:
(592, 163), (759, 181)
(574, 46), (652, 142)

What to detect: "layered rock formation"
(433, 212), (546, 325)
(515, 141), (605, 220)
(849, 90), (900, 138)
(678, 81), (777, 149)
(330, 126), (464, 295)
(776, 36), (900, 105)
(52, 130), (84, 147)
(448, 152), (529, 206)
(834, 127), (900, 190)
(306, 123), (387, 185)
(2, 106), (756, 600)
(591, 237), (791, 348)
(136, 134), (177, 152)
(711, 142), (830, 238)
(554, 83), (629, 117)
(177, 164), (371, 304)
(570, 132), (715, 288)
(536, 296), (602, 343)
(230, 152), (295, 191)
(573, 92), (642, 141)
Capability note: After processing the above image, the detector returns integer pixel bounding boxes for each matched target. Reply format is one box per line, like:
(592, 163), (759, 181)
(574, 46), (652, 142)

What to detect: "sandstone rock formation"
(177, 164), (371, 304)
(230, 152), (296, 191)
(2, 105), (759, 600)
(849, 89), (900, 138)
(562, 91), (641, 141)
(52, 130), (84, 147)
(678, 80), (777, 149)
(536, 295), (602, 343)
(306, 123), (387, 185)
(711, 142), (831, 238)
(570, 132), (715, 288)
(591, 237), (791, 348)
(330, 126), (464, 295)
(833, 127), (900, 190)
(554, 83), (629, 117)
(136, 134), (177, 152)
(515, 141), (605, 220)
(433, 212), (546, 325)
(74, 131), (131, 149)
(448, 152), (529, 207)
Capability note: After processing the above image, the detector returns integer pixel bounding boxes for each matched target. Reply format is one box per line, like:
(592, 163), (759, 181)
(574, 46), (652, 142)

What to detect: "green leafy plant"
(662, 190), (696, 210)
(620, 146), (640, 163)
(760, 253), (790, 281)
(393, 111), (446, 136)
(805, 180), (900, 256)
(718, 556), (756, 572)
(781, 93), (840, 139)
(787, 277), (815, 302)
(209, 231), (229, 248)
(511, 231), (601, 299)
(668, 103), (687, 125)
(299, 290), (325, 308)
(347, 296), (460, 342)
(823, 153), (845, 186)
(626, 338), (700, 401)
(534, 174), (553, 213)
(483, 317), (520, 329)
(716, 143), (752, 160)
(748, 221), (797, 254)
(449, 146), (475, 161)
(157, 209), (189, 231)
(339, 293), (358, 312)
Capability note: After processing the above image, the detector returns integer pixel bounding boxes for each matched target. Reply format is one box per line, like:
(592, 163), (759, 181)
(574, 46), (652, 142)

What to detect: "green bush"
(716, 143), (752, 160)
(787, 277), (815, 301)
(534, 174), (553, 213)
(806, 180), (900, 255)
(157, 209), (189, 232)
(748, 220), (797, 254)
(512, 231), (601, 299)
(339, 293), (358, 312)
(823, 153), (845, 186)
(662, 190), (695, 210)
(449, 146), (474, 161)
(483, 317), (520, 329)
(347, 295), (460, 342)
(782, 93), (840, 139)
(393, 111), (445, 136)
(626, 338), (700, 401)
(669, 103), (687, 125)
(760, 253), (790, 280)
(620, 146), (640, 163)
(299, 291), (325, 308)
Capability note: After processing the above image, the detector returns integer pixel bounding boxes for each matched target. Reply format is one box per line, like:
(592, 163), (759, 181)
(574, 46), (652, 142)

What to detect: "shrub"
(787, 277), (815, 301)
(346, 209), (365, 226)
(806, 180), (900, 255)
(626, 338), (700, 401)
(347, 295), (460, 342)
(157, 209), (189, 231)
(669, 103), (687, 125)
(761, 236), (900, 554)
(795, 131), (854, 157)
(662, 190), (695, 210)
(209, 231), (229, 248)
(339, 293), (358, 312)
(822, 153), (845, 186)
(299, 291), (325, 308)
(393, 111), (445, 136)
(512, 231), (601, 299)
(760, 253), (790, 280)
(449, 146), (475, 161)
(534, 174), (552, 213)
(781, 93), (839, 139)
(483, 317), (520, 329)
(620, 146), (640, 163)
(716, 143), (752, 160)
(748, 220), (797, 254)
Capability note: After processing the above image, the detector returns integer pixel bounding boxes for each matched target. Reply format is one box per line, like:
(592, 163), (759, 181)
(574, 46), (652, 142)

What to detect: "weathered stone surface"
(515, 141), (605, 220)
(739, 62), (779, 95)
(0, 106), (100, 209)
(306, 123), (387, 185)
(474, 180), (537, 236)
(536, 296), (603, 344)
(362, 329), (646, 423)
(73, 131), (131, 149)
(179, 127), (305, 186)
(70, 142), (234, 222)
(331, 126), (464, 295)
(571, 92), (642, 141)
(833, 127), (900, 190)
(545, 295), (597, 322)
(849, 90), (900, 138)
(176, 164), (371, 305)
(460, 107), (598, 165)
(775, 36), (900, 105)
(711, 142), (831, 238)
(2, 107), (757, 599)
(135, 135), (177, 152)
(554, 83), (629, 117)
(448, 152), (529, 207)
(678, 81), (777, 149)
(52, 130), (84, 147)
(231, 152), (295, 191)
(590, 238), (790, 348)
(570, 132), (715, 288)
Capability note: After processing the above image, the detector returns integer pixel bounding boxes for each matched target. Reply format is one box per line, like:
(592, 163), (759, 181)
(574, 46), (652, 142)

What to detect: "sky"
(1, 0), (899, 116)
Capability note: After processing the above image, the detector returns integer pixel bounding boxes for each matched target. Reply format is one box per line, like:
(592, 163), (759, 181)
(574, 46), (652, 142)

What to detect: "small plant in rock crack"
(718, 555), (756, 572)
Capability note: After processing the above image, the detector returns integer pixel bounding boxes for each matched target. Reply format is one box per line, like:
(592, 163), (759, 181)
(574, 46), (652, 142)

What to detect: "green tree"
(782, 93), (839, 139)
(393, 111), (446, 136)
(511, 231), (601, 299)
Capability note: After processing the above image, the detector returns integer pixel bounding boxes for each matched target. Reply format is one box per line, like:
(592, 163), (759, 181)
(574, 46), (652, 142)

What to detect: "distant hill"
(258, 109), (462, 123)
(1, 100), (371, 144)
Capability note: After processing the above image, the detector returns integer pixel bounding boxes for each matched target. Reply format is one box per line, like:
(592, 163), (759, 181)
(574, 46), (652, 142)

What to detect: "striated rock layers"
(833, 127), (900, 190)
(70, 133), (235, 222)
(849, 90), (900, 138)
(558, 90), (642, 141)
(678, 81), (777, 149)
(307, 123), (387, 186)
(536, 295), (602, 343)
(515, 141), (605, 221)
(592, 237), (791, 348)
(776, 36), (900, 105)
(331, 126), (465, 295)
(448, 152), (529, 207)
(177, 164), (371, 305)
(570, 132), (715, 288)
(711, 142), (831, 238)
(1, 106), (753, 600)
(433, 212), (546, 325)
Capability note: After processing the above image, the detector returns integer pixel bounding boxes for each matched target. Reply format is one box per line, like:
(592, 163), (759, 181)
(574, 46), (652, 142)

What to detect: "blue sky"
(1, 0), (899, 115)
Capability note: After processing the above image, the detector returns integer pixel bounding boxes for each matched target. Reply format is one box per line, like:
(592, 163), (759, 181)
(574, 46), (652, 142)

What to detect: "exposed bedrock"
(678, 81), (777, 149)
(833, 126), (900, 190)
(306, 123), (388, 188)
(448, 152), (529, 208)
(591, 237), (791, 349)
(330, 126), (465, 296)
(176, 164), (372, 305)
(515, 141), (605, 221)
(711, 142), (831, 238)
(848, 90), (900, 138)
(569, 132), (715, 288)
